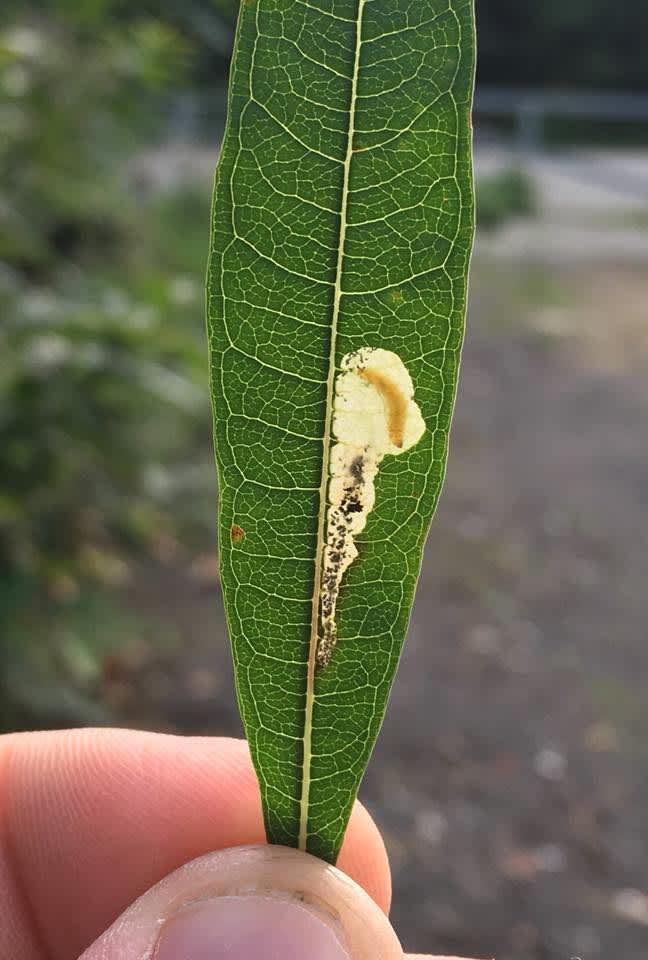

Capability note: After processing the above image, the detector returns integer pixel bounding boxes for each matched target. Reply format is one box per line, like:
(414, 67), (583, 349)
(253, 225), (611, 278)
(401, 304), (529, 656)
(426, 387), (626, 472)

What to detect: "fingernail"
(154, 895), (351, 960)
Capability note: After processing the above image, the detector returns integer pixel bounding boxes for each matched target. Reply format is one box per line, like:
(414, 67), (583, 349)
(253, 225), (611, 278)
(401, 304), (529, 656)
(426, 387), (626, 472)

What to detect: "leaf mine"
(318, 347), (426, 667)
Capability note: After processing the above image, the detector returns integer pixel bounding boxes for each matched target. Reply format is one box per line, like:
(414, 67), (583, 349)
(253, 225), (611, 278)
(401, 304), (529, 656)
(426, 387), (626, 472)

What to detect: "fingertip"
(3, 730), (392, 958)
(339, 799), (391, 913)
(81, 846), (402, 960)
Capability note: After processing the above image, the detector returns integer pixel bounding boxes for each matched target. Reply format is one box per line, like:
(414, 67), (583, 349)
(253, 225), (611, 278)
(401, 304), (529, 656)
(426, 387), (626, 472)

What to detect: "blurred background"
(1, 1), (647, 957)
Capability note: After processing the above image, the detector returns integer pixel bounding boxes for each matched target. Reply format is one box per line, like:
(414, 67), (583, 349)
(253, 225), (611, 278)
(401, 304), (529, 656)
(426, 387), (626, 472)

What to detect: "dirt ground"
(111, 258), (648, 960)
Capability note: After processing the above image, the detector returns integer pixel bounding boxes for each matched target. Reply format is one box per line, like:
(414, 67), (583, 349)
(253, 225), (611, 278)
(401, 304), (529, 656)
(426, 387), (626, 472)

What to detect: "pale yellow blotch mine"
(317, 347), (426, 667)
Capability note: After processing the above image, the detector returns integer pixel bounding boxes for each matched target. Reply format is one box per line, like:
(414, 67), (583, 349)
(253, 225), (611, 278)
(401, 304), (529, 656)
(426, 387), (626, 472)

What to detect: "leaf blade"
(208, 0), (475, 861)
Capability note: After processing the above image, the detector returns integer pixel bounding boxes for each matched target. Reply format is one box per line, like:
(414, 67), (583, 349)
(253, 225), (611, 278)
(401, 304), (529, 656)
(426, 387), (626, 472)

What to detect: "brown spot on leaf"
(230, 524), (245, 544)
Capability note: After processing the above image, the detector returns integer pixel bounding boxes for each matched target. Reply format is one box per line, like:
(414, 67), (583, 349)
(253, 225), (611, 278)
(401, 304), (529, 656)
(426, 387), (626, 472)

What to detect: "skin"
(0, 729), (480, 960)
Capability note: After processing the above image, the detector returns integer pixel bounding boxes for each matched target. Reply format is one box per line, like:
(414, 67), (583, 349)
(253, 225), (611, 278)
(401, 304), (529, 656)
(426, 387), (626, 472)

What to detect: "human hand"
(1, 729), (480, 959)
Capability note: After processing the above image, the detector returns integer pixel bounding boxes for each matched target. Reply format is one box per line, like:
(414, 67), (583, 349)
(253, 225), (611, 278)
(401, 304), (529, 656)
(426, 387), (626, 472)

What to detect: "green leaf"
(207, 0), (475, 862)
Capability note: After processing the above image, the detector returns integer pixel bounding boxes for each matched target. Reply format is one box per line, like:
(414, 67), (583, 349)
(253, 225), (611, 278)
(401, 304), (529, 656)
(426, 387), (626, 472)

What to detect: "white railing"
(475, 87), (648, 149)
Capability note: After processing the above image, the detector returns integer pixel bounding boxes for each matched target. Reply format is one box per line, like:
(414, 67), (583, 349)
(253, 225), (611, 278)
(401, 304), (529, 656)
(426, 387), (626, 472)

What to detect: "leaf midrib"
(298, 0), (366, 851)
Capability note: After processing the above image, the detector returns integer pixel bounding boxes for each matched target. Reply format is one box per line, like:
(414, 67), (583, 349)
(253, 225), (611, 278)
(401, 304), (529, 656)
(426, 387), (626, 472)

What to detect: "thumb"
(79, 844), (403, 960)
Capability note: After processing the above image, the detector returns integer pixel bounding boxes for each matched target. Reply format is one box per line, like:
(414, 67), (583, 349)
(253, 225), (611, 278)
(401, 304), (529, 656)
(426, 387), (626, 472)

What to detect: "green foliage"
(0, 581), (128, 731)
(0, 9), (212, 729)
(1, 282), (205, 580)
(0, 15), (188, 273)
(476, 167), (536, 230)
(208, 0), (475, 861)
(209, 0), (239, 23)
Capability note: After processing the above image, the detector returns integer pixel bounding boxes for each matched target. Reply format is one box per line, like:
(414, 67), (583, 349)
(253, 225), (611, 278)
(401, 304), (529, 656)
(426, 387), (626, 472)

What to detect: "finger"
(80, 845), (402, 960)
(1, 729), (390, 960)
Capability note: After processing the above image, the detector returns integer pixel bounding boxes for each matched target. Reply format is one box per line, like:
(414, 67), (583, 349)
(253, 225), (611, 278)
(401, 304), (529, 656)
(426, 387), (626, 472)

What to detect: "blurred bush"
(476, 167), (536, 230)
(0, 9), (214, 729)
